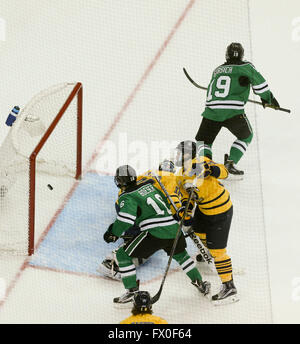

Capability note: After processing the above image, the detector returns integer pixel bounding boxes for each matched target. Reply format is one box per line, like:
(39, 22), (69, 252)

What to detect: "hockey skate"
(212, 279), (239, 305)
(191, 279), (211, 296)
(113, 283), (139, 308)
(97, 258), (121, 281)
(224, 154), (244, 180)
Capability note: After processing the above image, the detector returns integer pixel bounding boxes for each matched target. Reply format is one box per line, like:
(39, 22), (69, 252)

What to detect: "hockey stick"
(150, 189), (195, 305)
(153, 174), (215, 271)
(183, 67), (291, 114)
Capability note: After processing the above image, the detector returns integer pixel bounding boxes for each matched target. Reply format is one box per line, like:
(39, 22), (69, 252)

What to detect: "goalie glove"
(5, 106), (20, 127)
(103, 224), (118, 243)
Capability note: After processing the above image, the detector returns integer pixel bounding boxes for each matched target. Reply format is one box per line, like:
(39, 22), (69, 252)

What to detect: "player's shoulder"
(137, 169), (152, 184)
(240, 60), (257, 70)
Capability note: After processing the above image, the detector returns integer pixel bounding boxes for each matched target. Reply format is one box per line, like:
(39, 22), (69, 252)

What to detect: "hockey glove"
(183, 217), (193, 227)
(270, 94), (280, 109)
(261, 93), (280, 109)
(200, 162), (221, 179)
(181, 200), (194, 226)
(103, 224), (118, 243)
(183, 182), (199, 198)
(208, 164), (221, 178)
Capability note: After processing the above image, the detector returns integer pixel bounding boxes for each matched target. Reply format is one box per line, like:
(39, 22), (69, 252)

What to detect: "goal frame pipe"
(28, 82), (83, 255)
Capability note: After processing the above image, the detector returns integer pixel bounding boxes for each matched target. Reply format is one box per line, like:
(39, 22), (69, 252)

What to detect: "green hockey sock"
(173, 250), (202, 282)
(116, 247), (137, 290)
(229, 133), (253, 164)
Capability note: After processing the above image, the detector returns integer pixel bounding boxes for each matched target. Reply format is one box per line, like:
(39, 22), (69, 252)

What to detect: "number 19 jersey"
(202, 61), (272, 122)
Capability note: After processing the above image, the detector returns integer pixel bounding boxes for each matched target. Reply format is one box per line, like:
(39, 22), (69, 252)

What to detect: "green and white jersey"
(202, 61), (272, 122)
(112, 181), (179, 239)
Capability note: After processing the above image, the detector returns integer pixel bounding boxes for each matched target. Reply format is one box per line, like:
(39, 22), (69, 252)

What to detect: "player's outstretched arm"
(246, 63), (280, 109)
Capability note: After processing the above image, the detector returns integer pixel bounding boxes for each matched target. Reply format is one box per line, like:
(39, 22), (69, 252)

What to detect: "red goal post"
(28, 82), (82, 255)
(0, 82), (82, 256)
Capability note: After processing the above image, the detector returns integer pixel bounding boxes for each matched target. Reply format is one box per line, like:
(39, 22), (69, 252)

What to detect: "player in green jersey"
(195, 42), (280, 177)
(103, 165), (211, 307)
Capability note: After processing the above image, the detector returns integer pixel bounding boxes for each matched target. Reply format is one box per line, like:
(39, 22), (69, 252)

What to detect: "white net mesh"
(0, 83), (80, 255)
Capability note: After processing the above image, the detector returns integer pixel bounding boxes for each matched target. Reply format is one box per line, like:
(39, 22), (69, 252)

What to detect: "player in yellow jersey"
(174, 140), (239, 305)
(120, 291), (168, 324)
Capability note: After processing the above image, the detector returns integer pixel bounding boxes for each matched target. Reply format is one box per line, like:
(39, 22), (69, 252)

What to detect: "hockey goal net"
(0, 82), (82, 255)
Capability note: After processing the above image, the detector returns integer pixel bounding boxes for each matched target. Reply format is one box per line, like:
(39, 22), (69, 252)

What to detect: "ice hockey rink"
(0, 0), (299, 324)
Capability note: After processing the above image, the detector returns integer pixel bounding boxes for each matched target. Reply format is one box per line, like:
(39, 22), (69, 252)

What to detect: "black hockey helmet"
(114, 165), (137, 189)
(175, 140), (196, 167)
(158, 159), (175, 173)
(225, 42), (244, 62)
(133, 291), (152, 313)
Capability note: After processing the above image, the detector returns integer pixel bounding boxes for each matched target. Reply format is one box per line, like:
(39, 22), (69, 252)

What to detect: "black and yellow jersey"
(120, 313), (168, 324)
(176, 156), (232, 216)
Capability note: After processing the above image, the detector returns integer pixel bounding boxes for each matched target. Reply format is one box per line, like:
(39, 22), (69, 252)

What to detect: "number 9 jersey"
(203, 61), (272, 122)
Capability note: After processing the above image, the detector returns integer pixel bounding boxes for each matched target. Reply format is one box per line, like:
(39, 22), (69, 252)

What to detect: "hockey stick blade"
(183, 67), (291, 114)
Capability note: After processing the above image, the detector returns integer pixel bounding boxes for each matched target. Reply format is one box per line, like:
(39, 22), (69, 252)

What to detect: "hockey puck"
(47, 184), (53, 190)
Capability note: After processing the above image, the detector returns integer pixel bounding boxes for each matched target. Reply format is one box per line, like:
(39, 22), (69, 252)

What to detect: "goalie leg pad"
(97, 258), (121, 281)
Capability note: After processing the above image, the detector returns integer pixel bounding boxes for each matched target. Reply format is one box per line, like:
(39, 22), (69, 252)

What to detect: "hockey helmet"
(225, 42), (244, 62)
(175, 140), (196, 167)
(133, 291), (152, 313)
(158, 159), (175, 173)
(114, 165), (137, 189)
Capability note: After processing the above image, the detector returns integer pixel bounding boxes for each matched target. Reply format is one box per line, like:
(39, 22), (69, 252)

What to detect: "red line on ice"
(0, 0), (196, 311)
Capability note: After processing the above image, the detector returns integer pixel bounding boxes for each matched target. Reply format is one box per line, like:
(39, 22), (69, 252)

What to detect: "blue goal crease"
(29, 172), (198, 282)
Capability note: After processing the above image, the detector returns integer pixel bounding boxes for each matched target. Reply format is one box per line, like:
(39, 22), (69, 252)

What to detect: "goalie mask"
(114, 165), (137, 189)
(175, 140), (196, 167)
